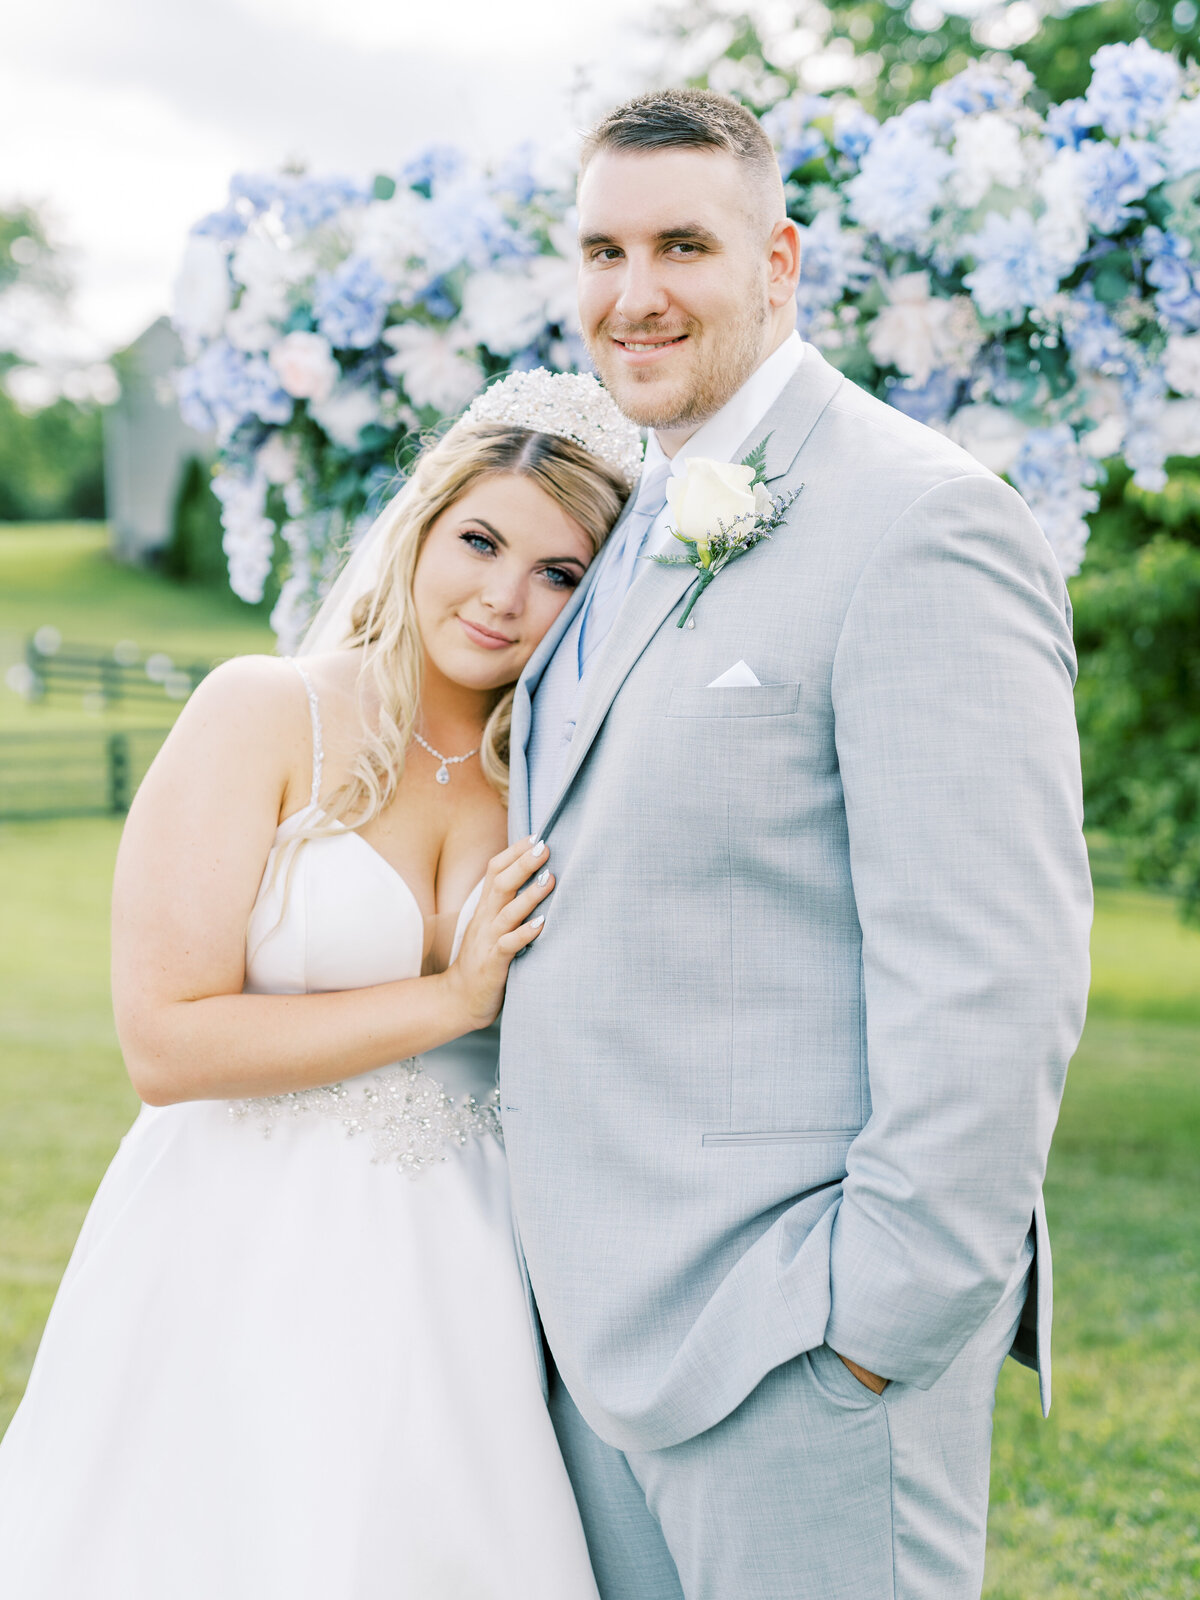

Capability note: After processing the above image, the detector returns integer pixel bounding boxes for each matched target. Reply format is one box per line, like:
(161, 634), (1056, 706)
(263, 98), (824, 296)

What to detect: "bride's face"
(412, 472), (595, 692)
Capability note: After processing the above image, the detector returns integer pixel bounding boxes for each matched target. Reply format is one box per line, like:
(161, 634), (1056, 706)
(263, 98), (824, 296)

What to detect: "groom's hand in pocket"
(835, 1352), (889, 1395)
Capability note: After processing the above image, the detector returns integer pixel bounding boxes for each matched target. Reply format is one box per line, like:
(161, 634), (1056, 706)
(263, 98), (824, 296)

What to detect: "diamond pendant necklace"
(413, 731), (480, 786)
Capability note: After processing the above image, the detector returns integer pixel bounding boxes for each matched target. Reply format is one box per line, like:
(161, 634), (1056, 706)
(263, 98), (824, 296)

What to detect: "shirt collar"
(656, 330), (806, 478)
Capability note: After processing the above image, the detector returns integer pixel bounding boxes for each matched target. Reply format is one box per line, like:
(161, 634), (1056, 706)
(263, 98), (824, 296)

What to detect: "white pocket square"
(707, 659), (762, 688)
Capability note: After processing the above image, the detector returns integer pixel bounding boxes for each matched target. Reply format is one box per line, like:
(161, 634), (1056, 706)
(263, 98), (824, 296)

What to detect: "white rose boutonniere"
(651, 436), (800, 628)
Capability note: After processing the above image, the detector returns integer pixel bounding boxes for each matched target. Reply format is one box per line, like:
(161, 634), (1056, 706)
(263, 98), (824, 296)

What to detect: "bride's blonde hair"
(325, 422), (628, 828)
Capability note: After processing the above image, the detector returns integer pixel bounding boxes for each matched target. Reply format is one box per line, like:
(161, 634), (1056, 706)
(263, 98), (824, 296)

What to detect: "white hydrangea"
(1078, 376), (1127, 458)
(309, 382), (381, 449)
(941, 404), (1027, 475)
(1159, 397), (1200, 456)
(211, 470), (274, 603)
(867, 272), (983, 385)
(171, 237), (232, 356)
(1035, 148), (1091, 280)
(225, 235), (315, 353)
(232, 234), (313, 297)
(529, 222), (580, 331)
(256, 431), (300, 486)
(459, 267), (549, 355)
(1162, 96), (1200, 179)
(382, 323), (484, 412)
(225, 291), (284, 353)
(1164, 331), (1200, 396)
(950, 113), (1027, 208)
(353, 191), (429, 286)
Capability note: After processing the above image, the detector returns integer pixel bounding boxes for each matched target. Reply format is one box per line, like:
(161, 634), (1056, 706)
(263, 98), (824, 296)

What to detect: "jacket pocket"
(667, 682), (802, 718)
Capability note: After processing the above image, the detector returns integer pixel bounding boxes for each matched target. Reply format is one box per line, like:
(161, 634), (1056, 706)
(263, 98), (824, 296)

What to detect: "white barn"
(104, 317), (211, 564)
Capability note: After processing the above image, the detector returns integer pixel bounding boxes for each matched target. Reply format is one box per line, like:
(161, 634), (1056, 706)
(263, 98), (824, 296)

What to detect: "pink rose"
(270, 331), (339, 402)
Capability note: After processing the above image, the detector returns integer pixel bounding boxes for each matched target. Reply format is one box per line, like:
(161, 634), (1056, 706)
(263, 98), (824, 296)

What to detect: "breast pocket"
(666, 682), (802, 719)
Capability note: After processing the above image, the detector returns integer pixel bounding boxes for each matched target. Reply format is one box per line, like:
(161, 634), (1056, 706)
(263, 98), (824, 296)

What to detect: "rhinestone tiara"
(460, 368), (644, 490)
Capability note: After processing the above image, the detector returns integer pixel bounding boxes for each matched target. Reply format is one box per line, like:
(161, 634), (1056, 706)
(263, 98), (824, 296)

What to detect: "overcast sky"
(1, 0), (657, 358)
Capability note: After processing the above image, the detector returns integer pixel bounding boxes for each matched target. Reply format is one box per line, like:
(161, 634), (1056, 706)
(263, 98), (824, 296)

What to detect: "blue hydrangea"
(932, 62), (1024, 118)
(1009, 424), (1102, 575)
(1123, 422), (1169, 490)
(762, 95), (830, 176)
(416, 276), (459, 321)
(1120, 361), (1170, 489)
(229, 173), (284, 213)
(846, 121), (953, 250)
(886, 369), (962, 426)
(1045, 99), (1095, 151)
(1077, 139), (1164, 234)
(1064, 292), (1132, 375)
(1143, 227), (1200, 330)
(422, 180), (523, 273)
(401, 145), (467, 195)
(314, 256), (392, 349)
(280, 177), (368, 238)
(192, 206), (249, 242)
(888, 99), (952, 143)
(177, 340), (293, 444)
(793, 210), (872, 332)
(831, 104), (879, 164)
(1084, 40), (1182, 139)
(964, 210), (1067, 319)
(492, 144), (541, 206)
(1163, 97), (1200, 179)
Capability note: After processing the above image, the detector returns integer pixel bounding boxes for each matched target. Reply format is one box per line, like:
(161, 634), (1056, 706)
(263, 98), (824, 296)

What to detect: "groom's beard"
(587, 296), (769, 434)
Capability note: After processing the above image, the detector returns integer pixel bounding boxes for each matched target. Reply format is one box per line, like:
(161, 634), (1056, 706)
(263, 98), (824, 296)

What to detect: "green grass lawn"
(1, 524), (1197, 1595)
(0, 522), (273, 733)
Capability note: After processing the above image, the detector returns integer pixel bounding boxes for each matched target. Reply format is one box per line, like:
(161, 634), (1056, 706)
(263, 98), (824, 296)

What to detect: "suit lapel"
(507, 492), (639, 840)
(537, 557), (695, 832)
(754, 343), (845, 485)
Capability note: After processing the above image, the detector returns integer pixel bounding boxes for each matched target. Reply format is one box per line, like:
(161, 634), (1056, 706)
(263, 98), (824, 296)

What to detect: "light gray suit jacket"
(500, 346), (1092, 1454)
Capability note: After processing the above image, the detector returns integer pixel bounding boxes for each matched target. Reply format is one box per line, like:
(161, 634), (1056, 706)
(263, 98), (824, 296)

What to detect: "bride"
(0, 370), (641, 1599)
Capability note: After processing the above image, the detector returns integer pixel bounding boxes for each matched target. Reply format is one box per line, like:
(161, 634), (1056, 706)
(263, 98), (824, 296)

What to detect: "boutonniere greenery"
(650, 436), (801, 629)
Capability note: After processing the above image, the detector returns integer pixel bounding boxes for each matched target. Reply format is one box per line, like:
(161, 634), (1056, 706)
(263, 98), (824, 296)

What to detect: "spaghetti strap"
(286, 658), (324, 809)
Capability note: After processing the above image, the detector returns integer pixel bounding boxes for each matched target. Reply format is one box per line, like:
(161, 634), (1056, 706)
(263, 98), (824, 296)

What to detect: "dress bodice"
(243, 809), (496, 1105)
(231, 661), (499, 1165)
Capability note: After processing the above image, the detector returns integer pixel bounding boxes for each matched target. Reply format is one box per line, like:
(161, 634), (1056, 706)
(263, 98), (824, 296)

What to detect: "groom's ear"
(766, 219), (802, 308)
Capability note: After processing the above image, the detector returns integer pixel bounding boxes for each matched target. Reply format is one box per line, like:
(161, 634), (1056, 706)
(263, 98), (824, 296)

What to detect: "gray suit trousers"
(550, 1240), (1032, 1600)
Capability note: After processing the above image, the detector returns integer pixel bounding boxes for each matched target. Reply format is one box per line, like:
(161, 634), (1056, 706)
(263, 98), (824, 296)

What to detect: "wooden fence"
(22, 637), (211, 705)
(0, 637), (214, 821)
(0, 728), (175, 821)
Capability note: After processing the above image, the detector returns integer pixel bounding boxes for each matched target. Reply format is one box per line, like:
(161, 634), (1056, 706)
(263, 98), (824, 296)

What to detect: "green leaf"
(741, 433), (772, 485)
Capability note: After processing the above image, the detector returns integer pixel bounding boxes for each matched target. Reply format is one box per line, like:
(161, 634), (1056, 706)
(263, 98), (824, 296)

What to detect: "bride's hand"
(446, 838), (555, 1029)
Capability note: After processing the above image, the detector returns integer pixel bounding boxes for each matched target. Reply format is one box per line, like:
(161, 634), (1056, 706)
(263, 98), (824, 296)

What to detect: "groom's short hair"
(580, 88), (783, 223)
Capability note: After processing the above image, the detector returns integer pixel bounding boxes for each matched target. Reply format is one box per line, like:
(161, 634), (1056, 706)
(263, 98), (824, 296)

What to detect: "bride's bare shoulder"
(148, 655), (316, 786)
(184, 653), (309, 729)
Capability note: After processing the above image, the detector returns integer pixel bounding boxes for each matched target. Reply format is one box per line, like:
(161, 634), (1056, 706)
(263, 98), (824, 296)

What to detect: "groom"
(500, 88), (1092, 1600)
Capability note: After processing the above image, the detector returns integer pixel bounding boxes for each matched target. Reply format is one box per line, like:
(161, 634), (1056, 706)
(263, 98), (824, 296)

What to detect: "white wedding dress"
(0, 667), (599, 1600)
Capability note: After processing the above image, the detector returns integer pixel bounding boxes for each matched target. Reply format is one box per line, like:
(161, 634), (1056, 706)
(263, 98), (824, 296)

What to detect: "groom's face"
(576, 146), (779, 435)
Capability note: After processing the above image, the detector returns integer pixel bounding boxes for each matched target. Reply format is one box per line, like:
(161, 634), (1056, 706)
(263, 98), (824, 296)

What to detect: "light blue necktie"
(576, 456), (673, 675)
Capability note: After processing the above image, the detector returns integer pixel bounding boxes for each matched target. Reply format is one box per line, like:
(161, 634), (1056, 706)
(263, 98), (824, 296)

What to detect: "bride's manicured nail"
(536, 867), (551, 887)
(530, 914), (545, 929)
(529, 839), (546, 858)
